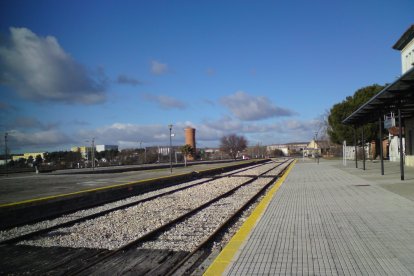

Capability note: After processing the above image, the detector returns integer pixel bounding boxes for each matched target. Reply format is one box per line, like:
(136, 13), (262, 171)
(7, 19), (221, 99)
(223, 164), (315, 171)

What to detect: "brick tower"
(184, 127), (196, 161)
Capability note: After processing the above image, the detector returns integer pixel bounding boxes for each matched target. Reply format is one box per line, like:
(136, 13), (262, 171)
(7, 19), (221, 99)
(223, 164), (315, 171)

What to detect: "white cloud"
(220, 91), (296, 121)
(0, 27), (107, 104)
(141, 93), (187, 110)
(204, 115), (242, 132)
(201, 116), (319, 144)
(150, 60), (169, 75)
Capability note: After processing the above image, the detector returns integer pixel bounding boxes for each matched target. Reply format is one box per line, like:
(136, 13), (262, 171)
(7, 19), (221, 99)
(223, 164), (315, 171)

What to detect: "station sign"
(384, 117), (395, 129)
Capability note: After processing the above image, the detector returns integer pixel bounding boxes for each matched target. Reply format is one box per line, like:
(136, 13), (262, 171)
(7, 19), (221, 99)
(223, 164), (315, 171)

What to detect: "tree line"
(326, 84), (386, 158)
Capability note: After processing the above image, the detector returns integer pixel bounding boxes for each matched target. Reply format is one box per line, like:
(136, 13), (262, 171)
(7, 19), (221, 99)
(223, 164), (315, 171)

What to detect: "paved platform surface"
(215, 159), (414, 275)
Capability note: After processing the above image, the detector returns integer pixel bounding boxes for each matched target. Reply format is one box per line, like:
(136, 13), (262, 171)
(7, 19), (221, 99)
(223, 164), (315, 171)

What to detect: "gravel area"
(16, 162), (288, 250)
(18, 177), (249, 249)
(0, 177), (210, 242)
(138, 164), (288, 252)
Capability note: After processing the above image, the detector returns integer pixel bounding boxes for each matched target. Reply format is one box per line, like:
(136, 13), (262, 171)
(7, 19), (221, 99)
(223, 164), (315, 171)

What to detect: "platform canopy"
(342, 67), (414, 126)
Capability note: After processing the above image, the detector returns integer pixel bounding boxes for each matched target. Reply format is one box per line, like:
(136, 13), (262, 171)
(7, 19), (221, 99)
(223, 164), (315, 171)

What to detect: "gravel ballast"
(14, 161), (289, 251)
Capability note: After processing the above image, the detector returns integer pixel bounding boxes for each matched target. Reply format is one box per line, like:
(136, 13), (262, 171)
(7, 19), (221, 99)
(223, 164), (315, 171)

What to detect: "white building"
(266, 144), (289, 156)
(393, 25), (414, 74)
(267, 142), (307, 156)
(95, 145), (118, 152)
(392, 25), (414, 166)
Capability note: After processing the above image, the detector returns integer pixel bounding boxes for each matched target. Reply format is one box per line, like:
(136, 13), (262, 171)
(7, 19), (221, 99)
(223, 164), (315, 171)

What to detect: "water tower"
(184, 127), (196, 161)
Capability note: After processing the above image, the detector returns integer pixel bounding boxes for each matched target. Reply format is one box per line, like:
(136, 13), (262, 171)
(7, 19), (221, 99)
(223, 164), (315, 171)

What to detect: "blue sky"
(0, 0), (413, 153)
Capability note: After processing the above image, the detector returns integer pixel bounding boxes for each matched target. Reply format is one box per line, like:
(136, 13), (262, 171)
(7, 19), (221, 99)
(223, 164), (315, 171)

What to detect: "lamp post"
(85, 138), (95, 171)
(168, 124), (173, 173)
(314, 131), (319, 164)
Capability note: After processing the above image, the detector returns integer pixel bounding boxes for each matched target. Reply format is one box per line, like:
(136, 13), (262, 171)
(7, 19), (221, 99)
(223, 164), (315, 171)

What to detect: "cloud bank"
(7, 129), (73, 149)
(0, 27), (107, 104)
(220, 91), (296, 121)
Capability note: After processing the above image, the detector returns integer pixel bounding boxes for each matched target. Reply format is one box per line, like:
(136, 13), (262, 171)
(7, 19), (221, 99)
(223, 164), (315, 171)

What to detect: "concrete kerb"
(0, 159), (269, 230)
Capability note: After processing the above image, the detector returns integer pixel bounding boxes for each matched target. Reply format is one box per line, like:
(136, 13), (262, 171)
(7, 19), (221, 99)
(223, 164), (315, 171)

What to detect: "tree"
(35, 154), (43, 164)
(220, 134), (248, 160)
(272, 149), (284, 157)
(328, 84), (385, 145)
(181, 144), (194, 167)
(17, 158), (27, 168)
(27, 155), (34, 164)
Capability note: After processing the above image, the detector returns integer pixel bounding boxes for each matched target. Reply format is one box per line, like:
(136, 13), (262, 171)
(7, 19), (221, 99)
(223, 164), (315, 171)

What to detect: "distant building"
(12, 152), (45, 161)
(267, 142), (307, 156)
(12, 155), (24, 161)
(304, 140), (340, 157)
(71, 146), (93, 159)
(267, 145), (289, 156)
(95, 145), (118, 152)
(284, 142), (308, 152)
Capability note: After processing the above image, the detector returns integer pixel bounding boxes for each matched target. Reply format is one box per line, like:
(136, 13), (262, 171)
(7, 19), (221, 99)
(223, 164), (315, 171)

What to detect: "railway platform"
(205, 159), (414, 275)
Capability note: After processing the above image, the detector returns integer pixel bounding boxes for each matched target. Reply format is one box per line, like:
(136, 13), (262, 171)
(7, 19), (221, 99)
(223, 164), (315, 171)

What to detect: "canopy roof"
(342, 67), (414, 125)
(393, 24), (414, 50)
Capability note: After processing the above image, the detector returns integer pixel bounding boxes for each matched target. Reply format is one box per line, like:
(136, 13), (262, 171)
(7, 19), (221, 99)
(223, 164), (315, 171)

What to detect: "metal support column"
(354, 126), (358, 168)
(398, 108), (404, 180)
(379, 116), (384, 175)
(362, 127), (365, 170)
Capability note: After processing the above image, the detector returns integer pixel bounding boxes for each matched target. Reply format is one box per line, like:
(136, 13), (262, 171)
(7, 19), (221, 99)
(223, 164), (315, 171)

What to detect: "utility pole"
(91, 138), (95, 171)
(139, 141), (142, 164)
(169, 124), (173, 173)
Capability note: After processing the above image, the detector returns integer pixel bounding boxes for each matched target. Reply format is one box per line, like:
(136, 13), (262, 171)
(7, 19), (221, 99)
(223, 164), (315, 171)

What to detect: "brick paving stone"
(225, 161), (414, 275)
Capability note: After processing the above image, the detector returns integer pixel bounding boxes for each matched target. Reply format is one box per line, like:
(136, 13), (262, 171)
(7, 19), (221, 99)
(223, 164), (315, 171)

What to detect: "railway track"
(0, 161), (267, 244)
(0, 158), (293, 275)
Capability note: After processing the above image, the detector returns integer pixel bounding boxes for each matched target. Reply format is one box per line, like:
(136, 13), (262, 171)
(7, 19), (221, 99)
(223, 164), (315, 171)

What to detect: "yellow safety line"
(203, 160), (296, 276)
